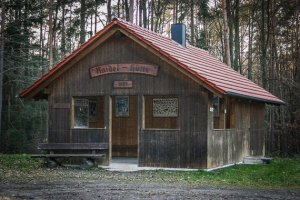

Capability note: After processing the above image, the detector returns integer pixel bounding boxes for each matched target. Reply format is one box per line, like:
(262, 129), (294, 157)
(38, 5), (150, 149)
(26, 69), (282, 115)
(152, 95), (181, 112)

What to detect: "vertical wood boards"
(139, 88), (208, 168)
(235, 99), (251, 161)
(111, 95), (138, 157)
(250, 102), (266, 156)
(144, 95), (179, 129)
(207, 96), (261, 168)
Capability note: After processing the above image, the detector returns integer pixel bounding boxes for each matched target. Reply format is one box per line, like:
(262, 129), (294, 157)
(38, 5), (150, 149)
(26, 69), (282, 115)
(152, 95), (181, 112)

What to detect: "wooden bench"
(31, 143), (108, 168)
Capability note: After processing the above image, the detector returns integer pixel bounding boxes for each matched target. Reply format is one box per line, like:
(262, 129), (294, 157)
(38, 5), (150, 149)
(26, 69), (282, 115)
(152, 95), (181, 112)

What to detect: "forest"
(0, 0), (299, 156)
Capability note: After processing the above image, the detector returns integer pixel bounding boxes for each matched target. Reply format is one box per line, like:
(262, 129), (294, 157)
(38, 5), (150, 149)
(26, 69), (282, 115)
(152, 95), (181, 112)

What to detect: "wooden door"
(112, 96), (138, 157)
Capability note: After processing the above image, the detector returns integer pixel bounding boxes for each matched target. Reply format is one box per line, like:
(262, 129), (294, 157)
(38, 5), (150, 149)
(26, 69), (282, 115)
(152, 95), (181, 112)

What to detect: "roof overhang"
(225, 91), (286, 105)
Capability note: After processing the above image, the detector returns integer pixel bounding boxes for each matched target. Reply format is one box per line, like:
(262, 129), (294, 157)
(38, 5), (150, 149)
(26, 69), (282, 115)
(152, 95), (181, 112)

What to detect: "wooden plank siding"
(207, 95), (265, 169)
(46, 34), (208, 168)
(139, 90), (208, 168)
(250, 102), (266, 156)
(144, 95), (180, 129)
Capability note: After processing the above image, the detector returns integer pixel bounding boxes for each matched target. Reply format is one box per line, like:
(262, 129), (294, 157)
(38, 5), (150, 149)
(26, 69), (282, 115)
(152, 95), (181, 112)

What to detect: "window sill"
(142, 128), (180, 131)
(71, 127), (106, 130)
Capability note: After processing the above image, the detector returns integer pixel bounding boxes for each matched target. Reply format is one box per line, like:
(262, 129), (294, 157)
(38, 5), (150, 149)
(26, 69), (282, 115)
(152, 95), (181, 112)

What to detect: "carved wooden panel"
(153, 98), (178, 117)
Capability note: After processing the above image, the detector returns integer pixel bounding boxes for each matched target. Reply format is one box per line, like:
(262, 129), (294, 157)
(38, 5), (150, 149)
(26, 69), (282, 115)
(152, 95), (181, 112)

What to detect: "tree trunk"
(124, 0), (130, 21)
(129, 0), (134, 23)
(0, 0), (5, 134)
(248, 3), (254, 80)
(117, 0), (120, 18)
(260, 0), (271, 151)
(49, 0), (53, 69)
(151, 0), (154, 31)
(61, 3), (66, 59)
(190, 0), (195, 45)
(233, 0), (240, 72)
(142, 0), (147, 28)
(279, 85), (286, 152)
(154, 0), (160, 32)
(227, 0), (234, 68)
(135, 0), (138, 24)
(261, 0), (268, 89)
(90, 10), (93, 37)
(173, 0), (178, 24)
(80, 0), (86, 44)
(222, 0), (231, 67)
(39, 0), (44, 75)
(294, 0), (300, 94)
(95, 0), (98, 33)
(52, 2), (59, 54)
(269, 0), (277, 153)
(139, 0), (142, 26)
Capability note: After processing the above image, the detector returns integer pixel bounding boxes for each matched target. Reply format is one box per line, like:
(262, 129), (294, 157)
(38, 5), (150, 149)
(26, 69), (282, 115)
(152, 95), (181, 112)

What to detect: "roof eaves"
(225, 91), (286, 105)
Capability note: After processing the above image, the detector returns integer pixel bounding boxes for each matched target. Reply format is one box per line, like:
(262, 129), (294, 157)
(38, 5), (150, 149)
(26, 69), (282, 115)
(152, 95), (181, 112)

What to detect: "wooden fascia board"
(25, 26), (119, 100)
(117, 27), (224, 97)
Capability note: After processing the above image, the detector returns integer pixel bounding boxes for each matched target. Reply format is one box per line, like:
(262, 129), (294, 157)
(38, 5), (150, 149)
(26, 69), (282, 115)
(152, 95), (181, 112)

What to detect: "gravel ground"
(0, 170), (300, 200)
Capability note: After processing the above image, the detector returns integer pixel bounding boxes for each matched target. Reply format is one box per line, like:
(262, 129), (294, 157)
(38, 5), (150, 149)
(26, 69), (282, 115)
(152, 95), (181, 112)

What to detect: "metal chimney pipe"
(171, 24), (186, 47)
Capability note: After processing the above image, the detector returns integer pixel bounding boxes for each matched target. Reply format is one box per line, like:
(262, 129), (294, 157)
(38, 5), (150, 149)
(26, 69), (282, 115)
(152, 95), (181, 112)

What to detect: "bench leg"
(44, 158), (57, 168)
(80, 158), (95, 169)
(43, 157), (62, 168)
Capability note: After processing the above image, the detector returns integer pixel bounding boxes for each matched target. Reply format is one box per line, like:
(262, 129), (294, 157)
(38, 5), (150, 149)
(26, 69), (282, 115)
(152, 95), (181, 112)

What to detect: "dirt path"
(0, 170), (299, 199)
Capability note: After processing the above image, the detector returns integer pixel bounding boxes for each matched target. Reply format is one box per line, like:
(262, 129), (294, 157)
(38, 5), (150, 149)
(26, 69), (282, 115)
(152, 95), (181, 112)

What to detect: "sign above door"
(90, 63), (159, 77)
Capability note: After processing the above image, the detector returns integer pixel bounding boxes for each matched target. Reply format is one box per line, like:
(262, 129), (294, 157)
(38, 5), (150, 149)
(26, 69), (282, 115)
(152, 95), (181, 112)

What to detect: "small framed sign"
(115, 96), (129, 117)
(113, 80), (133, 88)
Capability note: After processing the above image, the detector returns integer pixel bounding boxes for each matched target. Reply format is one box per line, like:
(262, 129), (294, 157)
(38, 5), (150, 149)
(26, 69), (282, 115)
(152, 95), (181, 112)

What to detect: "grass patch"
(156, 159), (300, 188)
(0, 154), (43, 171)
(0, 154), (299, 189)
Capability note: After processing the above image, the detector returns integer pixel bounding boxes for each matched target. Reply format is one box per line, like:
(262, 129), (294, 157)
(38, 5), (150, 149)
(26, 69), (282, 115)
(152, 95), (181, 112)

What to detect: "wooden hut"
(20, 18), (284, 169)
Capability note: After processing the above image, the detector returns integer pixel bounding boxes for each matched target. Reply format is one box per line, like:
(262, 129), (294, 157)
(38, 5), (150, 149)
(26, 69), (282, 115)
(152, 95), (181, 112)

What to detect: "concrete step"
(243, 156), (272, 164)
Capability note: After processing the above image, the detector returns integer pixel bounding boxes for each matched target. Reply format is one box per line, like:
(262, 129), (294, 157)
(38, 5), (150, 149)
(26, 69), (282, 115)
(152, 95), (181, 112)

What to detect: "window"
(144, 95), (179, 129)
(73, 96), (105, 129)
(74, 99), (89, 128)
(213, 95), (234, 129)
(213, 95), (219, 117)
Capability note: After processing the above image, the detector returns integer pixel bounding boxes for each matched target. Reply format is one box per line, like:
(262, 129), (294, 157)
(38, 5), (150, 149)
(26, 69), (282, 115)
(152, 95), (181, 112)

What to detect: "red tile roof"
(20, 18), (284, 105)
